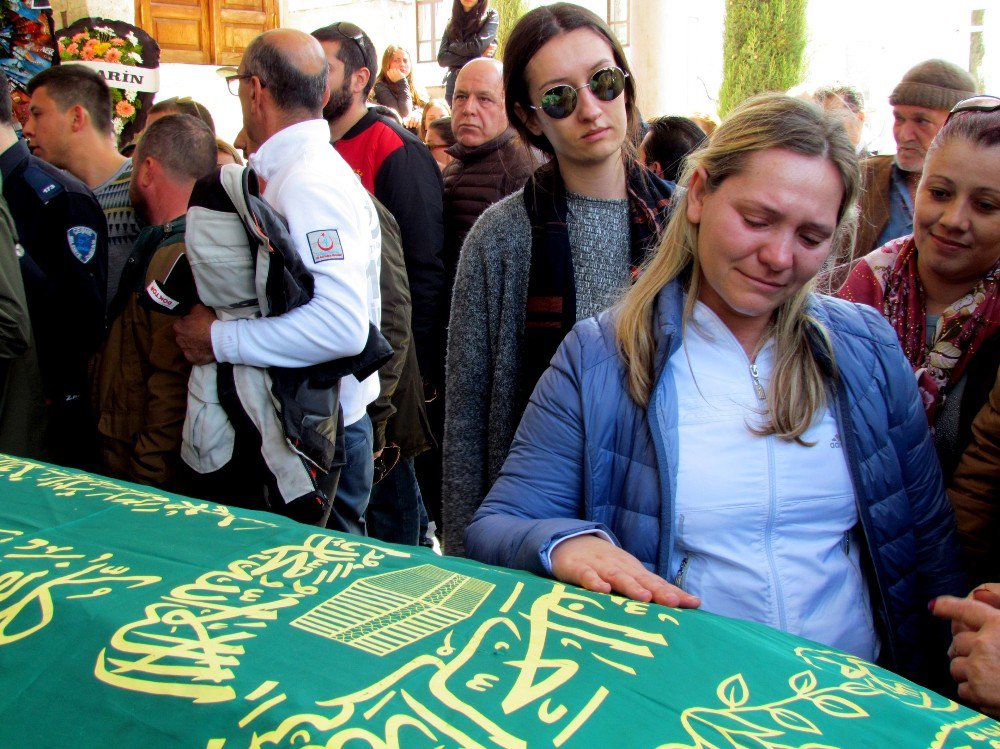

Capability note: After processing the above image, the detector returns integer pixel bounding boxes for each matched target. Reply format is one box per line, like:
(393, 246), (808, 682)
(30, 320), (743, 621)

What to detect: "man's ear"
(686, 166), (709, 224)
(513, 101), (542, 137)
(646, 160), (664, 179)
(352, 67), (372, 97)
(135, 156), (157, 188)
(247, 75), (267, 114)
(68, 104), (88, 133)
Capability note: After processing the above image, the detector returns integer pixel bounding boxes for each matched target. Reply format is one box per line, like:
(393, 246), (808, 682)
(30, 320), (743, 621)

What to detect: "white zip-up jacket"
(211, 119), (381, 425)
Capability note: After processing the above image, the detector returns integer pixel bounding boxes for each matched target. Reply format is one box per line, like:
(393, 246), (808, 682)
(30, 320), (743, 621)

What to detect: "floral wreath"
(57, 25), (144, 137)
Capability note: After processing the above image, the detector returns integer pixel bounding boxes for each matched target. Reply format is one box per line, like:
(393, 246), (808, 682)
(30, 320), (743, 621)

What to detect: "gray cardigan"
(442, 188), (629, 555)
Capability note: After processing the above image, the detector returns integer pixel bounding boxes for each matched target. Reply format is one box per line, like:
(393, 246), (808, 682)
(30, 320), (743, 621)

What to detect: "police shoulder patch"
(67, 225), (98, 264)
(306, 229), (344, 263)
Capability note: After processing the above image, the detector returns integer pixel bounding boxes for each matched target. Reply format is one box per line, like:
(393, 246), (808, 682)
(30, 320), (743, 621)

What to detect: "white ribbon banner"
(62, 60), (159, 93)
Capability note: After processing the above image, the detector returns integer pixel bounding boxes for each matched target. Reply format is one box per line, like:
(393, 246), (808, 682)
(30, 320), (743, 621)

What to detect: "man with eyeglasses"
(174, 28), (382, 533)
(852, 59), (978, 263)
(312, 21), (443, 546)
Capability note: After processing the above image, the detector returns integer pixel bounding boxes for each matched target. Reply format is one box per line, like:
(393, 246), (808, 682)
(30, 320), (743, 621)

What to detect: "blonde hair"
(215, 137), (244, 166)
(371, 44), (427, 108)
(615, 94), (860, 442)
(419, 97), (451, 141)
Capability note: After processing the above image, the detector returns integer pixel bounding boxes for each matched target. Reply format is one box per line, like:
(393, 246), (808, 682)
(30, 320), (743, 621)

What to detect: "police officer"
(0, 70), (107, 467)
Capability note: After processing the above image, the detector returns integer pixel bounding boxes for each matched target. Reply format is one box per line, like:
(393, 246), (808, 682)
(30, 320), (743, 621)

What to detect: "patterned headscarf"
(838, 235), (1000, 424)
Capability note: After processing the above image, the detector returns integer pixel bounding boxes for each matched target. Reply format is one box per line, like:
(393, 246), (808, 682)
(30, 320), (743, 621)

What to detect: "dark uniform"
(0, 138), (107, 467)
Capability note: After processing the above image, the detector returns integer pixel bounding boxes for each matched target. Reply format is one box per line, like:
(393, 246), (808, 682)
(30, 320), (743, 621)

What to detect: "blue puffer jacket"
(466, 280), (966, 687)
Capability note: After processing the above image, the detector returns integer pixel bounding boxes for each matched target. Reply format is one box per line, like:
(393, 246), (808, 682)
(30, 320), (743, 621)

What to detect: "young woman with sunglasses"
(464, 92), (966, 692)
(839, 95), (1000, 586)
(443, 3), (674, 556)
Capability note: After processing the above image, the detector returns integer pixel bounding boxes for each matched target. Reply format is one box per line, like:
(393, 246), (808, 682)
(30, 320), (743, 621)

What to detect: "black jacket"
(0, 138), (107, 402)
(335, 109), (445, 384)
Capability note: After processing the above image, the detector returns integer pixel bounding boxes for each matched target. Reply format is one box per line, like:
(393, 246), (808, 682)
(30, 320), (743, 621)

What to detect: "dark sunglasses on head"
(529, 66), (629, 120)
(946, 94), (1000, 123)
(333, 21), (368, 61)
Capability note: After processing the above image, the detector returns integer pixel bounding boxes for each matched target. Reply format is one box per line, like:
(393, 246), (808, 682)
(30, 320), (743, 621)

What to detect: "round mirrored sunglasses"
(529, 66), (629, 120)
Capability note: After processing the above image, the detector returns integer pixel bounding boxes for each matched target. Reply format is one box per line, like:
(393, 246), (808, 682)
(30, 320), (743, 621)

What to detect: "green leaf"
(770, 708), (821, 734)
(717, 673), (750, 708)
(839, 682), (881, 697)
(811, 694), (869, 718)
(789, 670), (817, 695)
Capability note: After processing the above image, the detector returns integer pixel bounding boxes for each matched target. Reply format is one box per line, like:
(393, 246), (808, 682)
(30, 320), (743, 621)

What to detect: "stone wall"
(49, 0), (134, 30)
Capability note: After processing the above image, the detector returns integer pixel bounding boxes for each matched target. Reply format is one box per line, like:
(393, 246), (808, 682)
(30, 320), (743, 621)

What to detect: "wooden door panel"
(137, 0), (278, 65)
(214, 0), (278, 65)
(138, 0), (211, 63)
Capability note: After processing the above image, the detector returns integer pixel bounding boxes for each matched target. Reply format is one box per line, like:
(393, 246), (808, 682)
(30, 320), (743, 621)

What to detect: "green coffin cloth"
(0, 454), (995, 748)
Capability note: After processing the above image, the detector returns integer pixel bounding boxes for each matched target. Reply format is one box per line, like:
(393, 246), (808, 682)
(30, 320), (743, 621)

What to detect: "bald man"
(175, 29), (383, 532)
(442, 57), (537, 285)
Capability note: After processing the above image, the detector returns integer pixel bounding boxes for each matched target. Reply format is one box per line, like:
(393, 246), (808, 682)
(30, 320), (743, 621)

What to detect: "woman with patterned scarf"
(839, 97), (1000, 483)
(442, 3), (674, 556)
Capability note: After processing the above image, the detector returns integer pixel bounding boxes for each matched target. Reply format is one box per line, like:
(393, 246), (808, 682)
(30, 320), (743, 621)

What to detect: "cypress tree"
(718, 0), (808, 117)
(493, 0), (529, 61)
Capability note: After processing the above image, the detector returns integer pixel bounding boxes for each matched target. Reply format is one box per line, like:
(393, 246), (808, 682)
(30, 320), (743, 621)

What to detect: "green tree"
(718, 0), (808, 118)
(493, 0), (529, 61)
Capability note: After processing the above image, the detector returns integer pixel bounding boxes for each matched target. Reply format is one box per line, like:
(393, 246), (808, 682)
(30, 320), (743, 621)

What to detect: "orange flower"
(115, 100), (135, 118)
(65, 43), (79, 56)
(103, 47), (122, 63)
(110, 37), (126, 46)
(72, 32), (87, 43)
(80, 46), (96, 61)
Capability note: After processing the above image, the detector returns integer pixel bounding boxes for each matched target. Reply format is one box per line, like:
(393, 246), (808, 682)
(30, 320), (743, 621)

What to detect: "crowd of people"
(0, 0), (998, 718)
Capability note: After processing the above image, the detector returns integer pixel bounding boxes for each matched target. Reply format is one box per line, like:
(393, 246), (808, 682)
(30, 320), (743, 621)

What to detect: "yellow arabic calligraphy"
(95, 535), (409, 703)
(0, 539), (159, 645)
(245, 584), (675, 748)
(0, 455), (277, 531)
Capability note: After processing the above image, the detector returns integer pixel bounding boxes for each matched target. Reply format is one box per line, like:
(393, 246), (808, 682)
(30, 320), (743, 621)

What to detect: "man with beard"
(93, 113), (217, 489)
(312, 22), (444, 544)
(313, 23), (444, 388)
(853, 59), (978, 259)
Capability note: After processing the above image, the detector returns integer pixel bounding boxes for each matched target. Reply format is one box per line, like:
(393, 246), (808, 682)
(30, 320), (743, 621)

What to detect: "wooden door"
(214, 0), (278, 66)
(137, 0), (212, 64)
(136, 0), (278, 65)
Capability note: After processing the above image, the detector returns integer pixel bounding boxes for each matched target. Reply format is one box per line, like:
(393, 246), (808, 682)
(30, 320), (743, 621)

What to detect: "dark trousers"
(327, 413), (373, 536)
(367, 456), (426, 545)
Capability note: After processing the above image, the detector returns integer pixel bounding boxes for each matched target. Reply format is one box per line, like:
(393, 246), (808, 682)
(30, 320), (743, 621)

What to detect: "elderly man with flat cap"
(175, 29), (382, 532)
(853, 59), (978, 261)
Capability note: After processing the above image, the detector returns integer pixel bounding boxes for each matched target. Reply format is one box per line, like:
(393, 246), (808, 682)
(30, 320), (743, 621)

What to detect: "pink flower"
(110, 37), (126, 46)
(80, 46), (96, 61)
(72, 32), (87, 43)
(103, 47), (121, 63)
(65, 43), (79, 56)
(115, 100), (135, 118)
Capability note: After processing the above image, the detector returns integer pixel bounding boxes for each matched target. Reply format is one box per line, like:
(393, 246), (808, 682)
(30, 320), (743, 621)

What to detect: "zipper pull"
(749, 363), (766, 401)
